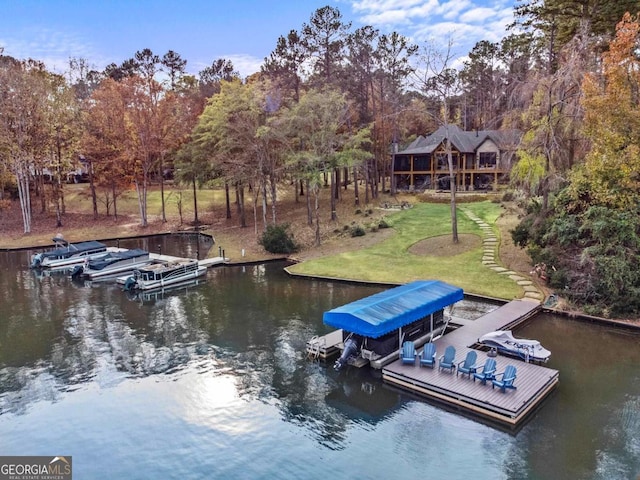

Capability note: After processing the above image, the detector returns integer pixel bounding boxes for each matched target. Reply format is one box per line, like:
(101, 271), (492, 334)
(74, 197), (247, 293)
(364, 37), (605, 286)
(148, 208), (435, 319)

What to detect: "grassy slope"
(64, 185), (226, 218)
(288, 201), (522, 299)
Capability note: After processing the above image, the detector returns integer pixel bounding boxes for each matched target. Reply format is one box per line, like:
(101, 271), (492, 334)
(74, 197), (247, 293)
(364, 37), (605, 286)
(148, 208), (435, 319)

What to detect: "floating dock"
(382, 300), (559, 428)
(149, 253), (227, 268)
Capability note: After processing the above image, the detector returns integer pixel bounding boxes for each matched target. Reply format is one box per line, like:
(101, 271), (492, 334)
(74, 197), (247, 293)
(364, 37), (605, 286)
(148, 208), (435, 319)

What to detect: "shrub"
(350, 225), (366, 237)
(258, 224), (299, 254)
(510, 221), (532, 248)
(378, 219), (389, 229)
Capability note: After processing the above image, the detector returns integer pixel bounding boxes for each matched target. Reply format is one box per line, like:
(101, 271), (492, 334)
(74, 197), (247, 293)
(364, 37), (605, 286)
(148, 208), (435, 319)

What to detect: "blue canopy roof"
(323, 280), (463, 338)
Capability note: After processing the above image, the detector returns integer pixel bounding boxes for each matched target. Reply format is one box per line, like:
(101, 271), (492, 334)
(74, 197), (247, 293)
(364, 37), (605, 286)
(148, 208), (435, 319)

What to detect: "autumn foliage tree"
(0, 57), (52, 233)
(81, 78), (132, 219)
(192, 80), (262, 229)
(573, 12), (640, 210)
(512, 13), (640, 316)
(285, 87), (370, 246)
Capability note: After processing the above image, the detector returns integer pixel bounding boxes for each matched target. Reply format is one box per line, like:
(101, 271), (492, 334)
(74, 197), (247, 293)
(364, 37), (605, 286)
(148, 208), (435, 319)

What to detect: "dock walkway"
(383, 300), (558, 428)
(148, 253), (227, 268)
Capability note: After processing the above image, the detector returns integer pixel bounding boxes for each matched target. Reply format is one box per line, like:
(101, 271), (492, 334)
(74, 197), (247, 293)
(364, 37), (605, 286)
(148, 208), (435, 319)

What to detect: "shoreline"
(9, 230), (640, 330)
(5, 199), (640, 327)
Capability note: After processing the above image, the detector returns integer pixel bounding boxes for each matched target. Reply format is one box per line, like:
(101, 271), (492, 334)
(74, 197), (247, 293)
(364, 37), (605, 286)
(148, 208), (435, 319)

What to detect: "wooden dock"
(148, 253), (227, 268)
(382, 300), (559, 428)
(198, 256), (227, 268)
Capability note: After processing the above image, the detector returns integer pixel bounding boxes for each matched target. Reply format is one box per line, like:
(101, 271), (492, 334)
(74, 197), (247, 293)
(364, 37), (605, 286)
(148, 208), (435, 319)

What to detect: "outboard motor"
(70, 264), (84, 279)
(122, 276), (137, 291)
(334, 336), (360, 371)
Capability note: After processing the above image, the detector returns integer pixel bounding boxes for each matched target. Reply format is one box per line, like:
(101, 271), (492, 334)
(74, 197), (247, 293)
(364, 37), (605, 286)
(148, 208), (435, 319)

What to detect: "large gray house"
(393, 125), (521, 191)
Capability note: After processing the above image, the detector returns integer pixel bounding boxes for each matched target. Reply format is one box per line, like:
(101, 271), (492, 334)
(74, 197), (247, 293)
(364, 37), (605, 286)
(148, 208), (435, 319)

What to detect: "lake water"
(0, 237), (639, 479)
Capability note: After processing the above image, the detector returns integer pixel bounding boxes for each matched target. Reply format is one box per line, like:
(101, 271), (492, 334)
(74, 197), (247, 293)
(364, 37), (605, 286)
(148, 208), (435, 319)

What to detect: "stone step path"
(461, 208), (543, 302)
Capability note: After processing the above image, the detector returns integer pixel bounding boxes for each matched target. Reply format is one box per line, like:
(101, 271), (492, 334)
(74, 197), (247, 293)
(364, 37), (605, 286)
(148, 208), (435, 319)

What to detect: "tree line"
(1, 2), (640, 314)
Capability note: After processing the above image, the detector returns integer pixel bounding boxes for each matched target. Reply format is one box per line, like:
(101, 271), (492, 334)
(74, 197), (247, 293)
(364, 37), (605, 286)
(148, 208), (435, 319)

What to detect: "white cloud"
(459, 7), (498, 24)
(352, 0), (427, 13)
(414, 21), (485, 45)
(436, 0), (473, 21)
(353, 0), (440, 27)
(346, 0), (517, 64)
(223, 54), (264, 79)
(0, 27), (106, 74)
(359, 9), (415, 26)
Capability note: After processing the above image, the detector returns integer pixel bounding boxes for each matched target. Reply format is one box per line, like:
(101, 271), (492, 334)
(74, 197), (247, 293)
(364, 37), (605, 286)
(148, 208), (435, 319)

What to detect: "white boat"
(71, 248), (151, 280)
(479, 330), (551, 363)
(122, 259), (207, 291)
(31, 238), (108, 269)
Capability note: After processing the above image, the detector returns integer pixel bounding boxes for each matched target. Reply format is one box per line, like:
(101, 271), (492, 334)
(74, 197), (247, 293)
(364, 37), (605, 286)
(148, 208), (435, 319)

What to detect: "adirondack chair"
(456, 350), (478, 378)
(400, 341), (417, 365)
(492, 365), (517, 392)
(419, 342), (436, 368)
(439, 345), (456, 372)
(473, 357), (497, 384)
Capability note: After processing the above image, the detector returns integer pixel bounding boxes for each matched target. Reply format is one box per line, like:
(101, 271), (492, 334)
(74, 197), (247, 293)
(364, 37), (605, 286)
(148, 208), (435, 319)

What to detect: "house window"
(394, 156), (411, 171)
(479, 152), (497, 168)
(414, 155), (431, 171)
(436, 153), (448, 170)
(465, 154), (474, 169)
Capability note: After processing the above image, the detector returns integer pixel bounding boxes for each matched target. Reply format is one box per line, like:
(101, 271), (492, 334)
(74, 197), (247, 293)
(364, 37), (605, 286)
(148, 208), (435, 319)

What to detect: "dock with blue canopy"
(309, 280), (464, 369)
(323, 280), (464, 338)
(310, 281), (559, 428)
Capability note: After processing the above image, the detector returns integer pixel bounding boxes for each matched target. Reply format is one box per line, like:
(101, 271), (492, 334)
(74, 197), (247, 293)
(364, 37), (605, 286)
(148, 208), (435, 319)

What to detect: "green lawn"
(288, 201), (522, 299)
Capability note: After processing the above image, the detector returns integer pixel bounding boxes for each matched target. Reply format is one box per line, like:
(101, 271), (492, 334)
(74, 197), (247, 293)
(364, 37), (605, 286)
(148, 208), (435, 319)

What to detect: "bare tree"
(413, 39), (462, 243)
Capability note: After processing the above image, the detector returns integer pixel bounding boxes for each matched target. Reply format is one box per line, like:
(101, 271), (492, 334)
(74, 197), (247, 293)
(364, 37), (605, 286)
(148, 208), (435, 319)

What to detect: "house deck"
(382, 300), (559, 427)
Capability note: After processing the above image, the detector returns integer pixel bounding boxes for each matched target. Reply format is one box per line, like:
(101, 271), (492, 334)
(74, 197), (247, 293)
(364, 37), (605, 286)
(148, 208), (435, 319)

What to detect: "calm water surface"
(0, 237), (639, 480)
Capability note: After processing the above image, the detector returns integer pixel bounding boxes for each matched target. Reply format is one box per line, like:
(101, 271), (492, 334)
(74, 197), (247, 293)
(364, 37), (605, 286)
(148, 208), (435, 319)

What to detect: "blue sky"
(0, 0), (517, 77)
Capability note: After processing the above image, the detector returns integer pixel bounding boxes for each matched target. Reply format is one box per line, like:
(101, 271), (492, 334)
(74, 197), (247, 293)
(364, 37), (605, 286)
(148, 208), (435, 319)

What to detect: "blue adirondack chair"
(457, 350), (478, 378)
(473, 357), (497, 384)
(439, 345), (456, 372)
(419, 343), (436, 368)
(492, 365), (517, 392)
(400, 341), (417, 365)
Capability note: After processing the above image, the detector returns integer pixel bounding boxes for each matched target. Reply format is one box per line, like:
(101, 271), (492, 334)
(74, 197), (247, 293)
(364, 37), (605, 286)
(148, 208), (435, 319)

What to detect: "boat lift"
(306, 280), (464, 370)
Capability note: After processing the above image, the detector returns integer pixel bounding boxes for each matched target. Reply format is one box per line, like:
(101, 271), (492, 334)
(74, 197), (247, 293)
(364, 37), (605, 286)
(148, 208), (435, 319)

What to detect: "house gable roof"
(398, 125), (520, 155)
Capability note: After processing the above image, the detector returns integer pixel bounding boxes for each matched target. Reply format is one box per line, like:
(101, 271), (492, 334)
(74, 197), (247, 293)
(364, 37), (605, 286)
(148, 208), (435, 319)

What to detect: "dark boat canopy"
(323, 280), (463, 338)
(87, 248), (148, 270)
(46, 240), (106, 255)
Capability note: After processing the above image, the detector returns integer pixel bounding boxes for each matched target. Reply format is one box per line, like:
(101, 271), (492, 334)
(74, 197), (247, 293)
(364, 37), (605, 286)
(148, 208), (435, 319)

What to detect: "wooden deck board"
(382, 300), (558, 426)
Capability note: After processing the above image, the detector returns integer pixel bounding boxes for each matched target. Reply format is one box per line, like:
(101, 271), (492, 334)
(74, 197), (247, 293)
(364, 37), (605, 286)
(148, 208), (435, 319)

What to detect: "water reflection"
(124, 279), (208, 304)
(1, 243), (640, 479)
(516, 316), (640, 479)
(0, 254), (387, 429)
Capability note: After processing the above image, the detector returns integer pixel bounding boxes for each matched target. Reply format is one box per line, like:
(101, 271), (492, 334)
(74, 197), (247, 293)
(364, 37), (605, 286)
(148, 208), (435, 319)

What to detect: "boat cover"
(323, 280), (463, 338)
(49, 240), (106, 253)
(87, 248), (149, 270)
